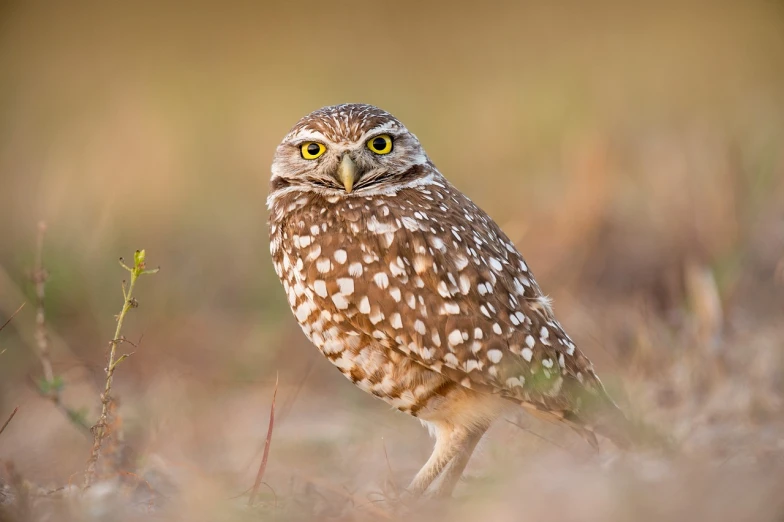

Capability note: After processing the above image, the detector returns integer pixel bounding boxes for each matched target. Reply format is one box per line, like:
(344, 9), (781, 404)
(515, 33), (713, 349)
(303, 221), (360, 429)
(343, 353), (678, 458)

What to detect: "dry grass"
(1, 1), (784, 521)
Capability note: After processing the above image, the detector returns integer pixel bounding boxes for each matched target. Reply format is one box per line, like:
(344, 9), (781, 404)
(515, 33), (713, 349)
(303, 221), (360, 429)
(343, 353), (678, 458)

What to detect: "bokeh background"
(1, 2), (783, 520)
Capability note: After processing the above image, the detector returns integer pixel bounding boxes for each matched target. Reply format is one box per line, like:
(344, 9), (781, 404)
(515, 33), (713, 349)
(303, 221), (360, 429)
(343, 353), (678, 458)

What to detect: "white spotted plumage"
(268, 103), (634, 498)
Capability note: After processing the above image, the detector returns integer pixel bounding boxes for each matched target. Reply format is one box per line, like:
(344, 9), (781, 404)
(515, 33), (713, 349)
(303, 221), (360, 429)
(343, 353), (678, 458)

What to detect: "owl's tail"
(564, 388), (669, 452)
(566, 398), (634, 450)
(519, 385), (669, 452)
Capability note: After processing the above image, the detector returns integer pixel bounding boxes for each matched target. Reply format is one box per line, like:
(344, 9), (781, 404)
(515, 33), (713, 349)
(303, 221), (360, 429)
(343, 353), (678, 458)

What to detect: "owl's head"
(270, 104), (434, 199)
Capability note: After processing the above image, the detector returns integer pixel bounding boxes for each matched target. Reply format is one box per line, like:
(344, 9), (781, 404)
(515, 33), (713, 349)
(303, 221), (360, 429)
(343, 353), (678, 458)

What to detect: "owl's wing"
(314, 180), (612, 423)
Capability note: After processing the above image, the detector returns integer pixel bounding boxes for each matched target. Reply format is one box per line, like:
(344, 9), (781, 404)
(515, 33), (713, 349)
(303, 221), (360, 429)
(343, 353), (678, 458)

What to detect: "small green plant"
(83, 249), (159, 489)
(36, 375), (64, 396)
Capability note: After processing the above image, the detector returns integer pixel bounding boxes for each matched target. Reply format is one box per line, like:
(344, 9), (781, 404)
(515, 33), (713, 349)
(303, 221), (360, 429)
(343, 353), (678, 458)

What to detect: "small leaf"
(37, 375), (64, 395)
(52, 375), (65, 392)
(37, 378), (50, 394)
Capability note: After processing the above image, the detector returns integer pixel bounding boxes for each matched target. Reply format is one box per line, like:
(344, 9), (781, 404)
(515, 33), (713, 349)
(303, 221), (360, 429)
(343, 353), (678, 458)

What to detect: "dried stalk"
(28, 222), (90, 433)
(381, 437), (399, 499)
(249, 374), (278, 506)
(0, 303), (25, 336)
(83, 250), (158, 489)
(32, 221), (54, 384)
(288, 471), (395, 521)
(0, 407), (19, 438)
(505, 419), (573, 454)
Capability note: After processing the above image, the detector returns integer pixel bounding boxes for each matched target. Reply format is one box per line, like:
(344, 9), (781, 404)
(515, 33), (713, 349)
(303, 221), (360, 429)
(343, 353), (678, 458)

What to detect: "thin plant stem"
(249, 374), (278, 506)
(28, 223), (90, 433)
(32, 221), (55, 384)
(83, 250), (158, 489)
(0, 302), (25, 336)
(0, 406), (19, 438)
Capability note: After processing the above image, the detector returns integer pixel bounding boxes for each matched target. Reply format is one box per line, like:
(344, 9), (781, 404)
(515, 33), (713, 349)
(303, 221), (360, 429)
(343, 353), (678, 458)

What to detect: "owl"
(268, 104), (633, 498)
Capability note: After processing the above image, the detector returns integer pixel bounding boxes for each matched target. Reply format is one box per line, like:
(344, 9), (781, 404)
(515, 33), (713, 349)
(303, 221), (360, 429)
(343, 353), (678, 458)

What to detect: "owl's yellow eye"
(301, 142), (326, 160)
(367, 134), (393, 155)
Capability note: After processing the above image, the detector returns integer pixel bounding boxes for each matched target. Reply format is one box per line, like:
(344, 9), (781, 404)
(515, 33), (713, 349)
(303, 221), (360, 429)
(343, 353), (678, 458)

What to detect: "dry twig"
(289, 471), (395, 521)
(505, 419), (573, 454)
(32, 221), (54, 384)
(27, 222), (90, 433)
(249, 374), (278, 506)
(0, 407), (19, 438)
(83, 250), (158, 489)
(0, 302), (25, 337)
(381, 437), (399, 499)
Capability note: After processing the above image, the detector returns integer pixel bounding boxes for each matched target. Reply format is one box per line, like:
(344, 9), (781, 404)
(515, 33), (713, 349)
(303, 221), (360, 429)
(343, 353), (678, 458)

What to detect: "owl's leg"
(407, 423), (485, 497)
(406, 423), (463, 497)
(426, 425), (488, 498)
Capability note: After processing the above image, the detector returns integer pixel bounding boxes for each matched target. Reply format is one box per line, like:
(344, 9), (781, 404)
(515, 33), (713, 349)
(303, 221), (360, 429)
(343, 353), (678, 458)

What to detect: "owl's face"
(270, 104), (433, 198)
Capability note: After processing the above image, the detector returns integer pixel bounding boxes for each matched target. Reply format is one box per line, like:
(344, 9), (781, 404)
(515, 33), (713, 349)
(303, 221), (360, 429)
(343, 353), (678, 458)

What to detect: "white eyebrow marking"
(287, 121), (404, 147)
(355, 121), (402, 143)
(286, 129), (331, 143)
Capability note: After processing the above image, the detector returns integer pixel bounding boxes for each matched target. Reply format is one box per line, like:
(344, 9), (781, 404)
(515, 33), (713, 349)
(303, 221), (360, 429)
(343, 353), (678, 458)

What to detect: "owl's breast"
(267, 192), (463, 415)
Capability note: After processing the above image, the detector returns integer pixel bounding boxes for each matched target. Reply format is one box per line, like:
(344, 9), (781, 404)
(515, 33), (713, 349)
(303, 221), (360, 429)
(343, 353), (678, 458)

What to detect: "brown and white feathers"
(267, 103), (633, 450)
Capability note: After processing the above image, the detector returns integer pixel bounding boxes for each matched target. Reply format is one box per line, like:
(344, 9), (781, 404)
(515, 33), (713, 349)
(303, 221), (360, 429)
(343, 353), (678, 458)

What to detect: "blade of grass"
(505, 419), (574, 454)
(248, 373), (278, 506)
(0, 302), (25, 336)
(381, 437), (399, 499)
(0, 406), (19, 438)
(289, 471), (395, 521)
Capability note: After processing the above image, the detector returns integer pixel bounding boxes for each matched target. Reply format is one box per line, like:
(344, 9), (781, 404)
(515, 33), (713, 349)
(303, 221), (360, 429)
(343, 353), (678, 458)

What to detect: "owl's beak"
(337, 153), (359, 193)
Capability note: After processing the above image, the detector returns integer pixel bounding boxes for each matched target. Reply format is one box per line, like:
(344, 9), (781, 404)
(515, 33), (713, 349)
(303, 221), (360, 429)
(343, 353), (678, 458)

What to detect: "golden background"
(0, 2), (783, 520)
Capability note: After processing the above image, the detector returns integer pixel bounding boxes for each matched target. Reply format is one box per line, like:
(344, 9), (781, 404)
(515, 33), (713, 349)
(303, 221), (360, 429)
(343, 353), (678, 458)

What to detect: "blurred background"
(0, 2), (783, 520)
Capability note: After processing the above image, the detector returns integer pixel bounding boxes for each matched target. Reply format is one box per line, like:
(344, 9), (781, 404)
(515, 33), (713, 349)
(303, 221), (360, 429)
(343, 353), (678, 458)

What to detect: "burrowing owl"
(268, 104), (633, 497)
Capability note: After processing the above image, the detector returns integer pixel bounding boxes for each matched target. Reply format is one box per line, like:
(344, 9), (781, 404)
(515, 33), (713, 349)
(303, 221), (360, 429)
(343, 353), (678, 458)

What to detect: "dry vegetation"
(1, 2), (784, 521)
